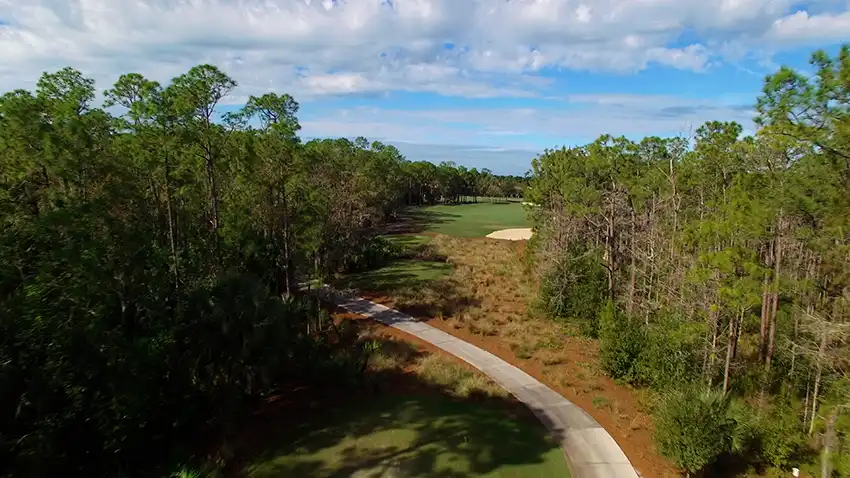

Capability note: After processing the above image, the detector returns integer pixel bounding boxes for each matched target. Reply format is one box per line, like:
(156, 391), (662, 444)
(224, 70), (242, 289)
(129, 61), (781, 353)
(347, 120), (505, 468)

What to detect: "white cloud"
(298, 93), (759, 173)
(0, 0), (847, 99)
(300, 94), (757, 149)
(767, 10), (850, 43)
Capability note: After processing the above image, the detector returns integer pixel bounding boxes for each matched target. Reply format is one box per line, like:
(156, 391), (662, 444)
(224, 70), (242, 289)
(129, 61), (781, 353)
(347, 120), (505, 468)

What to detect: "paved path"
(317, 286), (640, 478)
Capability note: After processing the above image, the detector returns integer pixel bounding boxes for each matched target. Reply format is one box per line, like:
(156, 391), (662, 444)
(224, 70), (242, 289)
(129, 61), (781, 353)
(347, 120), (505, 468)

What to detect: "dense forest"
(529, 45), (850, 477)
(0, 64), (525, 477)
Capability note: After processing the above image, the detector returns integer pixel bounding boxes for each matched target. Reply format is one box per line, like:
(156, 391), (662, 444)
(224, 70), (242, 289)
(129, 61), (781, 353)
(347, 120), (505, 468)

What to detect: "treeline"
(0, 65), (518, 477)
(403, 160), (527, 205)
(529, 46), (850, 476)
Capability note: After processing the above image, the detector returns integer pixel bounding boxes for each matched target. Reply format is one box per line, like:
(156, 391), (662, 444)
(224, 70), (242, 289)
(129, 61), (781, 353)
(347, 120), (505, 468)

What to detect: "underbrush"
(365, 333), (508, 399)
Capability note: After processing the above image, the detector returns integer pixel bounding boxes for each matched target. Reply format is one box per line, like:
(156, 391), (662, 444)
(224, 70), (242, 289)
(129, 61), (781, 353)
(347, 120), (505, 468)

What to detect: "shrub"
(634, 312), (704, 389)
(758, 404), (808, 469)
(654, 387), (736, 477)
(539, 243), (608, 336)
(598, 301), (645, 382)
(341, 236), (402, 273)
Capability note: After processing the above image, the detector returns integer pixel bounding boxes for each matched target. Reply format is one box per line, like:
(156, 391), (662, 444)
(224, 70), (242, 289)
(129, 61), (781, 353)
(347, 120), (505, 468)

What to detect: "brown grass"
(363, 327), (509, 400)
(364, 234), (678, 478)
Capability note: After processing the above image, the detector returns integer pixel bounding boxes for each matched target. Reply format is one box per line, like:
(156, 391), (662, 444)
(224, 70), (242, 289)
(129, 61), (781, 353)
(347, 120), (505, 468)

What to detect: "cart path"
(317, 286), (641, 478)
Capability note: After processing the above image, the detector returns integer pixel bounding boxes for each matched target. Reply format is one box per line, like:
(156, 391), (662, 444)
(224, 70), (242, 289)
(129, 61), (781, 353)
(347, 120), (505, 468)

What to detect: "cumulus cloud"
(0, 0), (847, 98)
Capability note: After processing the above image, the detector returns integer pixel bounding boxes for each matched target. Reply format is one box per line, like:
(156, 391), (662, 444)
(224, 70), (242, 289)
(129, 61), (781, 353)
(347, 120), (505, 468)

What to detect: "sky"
(1, 1), (849, 175)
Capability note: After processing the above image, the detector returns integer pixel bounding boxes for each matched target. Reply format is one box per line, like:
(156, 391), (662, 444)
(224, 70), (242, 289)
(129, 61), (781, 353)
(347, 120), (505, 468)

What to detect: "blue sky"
(1, 1), (849, 175)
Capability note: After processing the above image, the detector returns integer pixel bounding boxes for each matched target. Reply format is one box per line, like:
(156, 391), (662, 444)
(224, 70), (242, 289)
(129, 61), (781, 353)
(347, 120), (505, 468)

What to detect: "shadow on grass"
(334, 263), (480, 320)
(336, 261), (452, 293)
(230, 336), (566, 478)
(384, 209), (460, 235)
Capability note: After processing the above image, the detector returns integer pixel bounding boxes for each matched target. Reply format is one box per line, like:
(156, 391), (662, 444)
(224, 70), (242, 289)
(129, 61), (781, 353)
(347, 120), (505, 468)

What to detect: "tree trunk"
(604, 188), (616, 301)
(205, 149), (220, 233)
(164, 147), (179, 287)
(759, 274), (770, 362)
(281, 181), (294, 296)
(803, 373), (811, 432)
(722, 308), (740, 394)
(810, 329), (827, 436)
(766, 218), (783, 370)
(732, 307), (742, 359)
(627, 208), (636, 316)
(821, 409), (836, 478)
(708, 311), (718, 388)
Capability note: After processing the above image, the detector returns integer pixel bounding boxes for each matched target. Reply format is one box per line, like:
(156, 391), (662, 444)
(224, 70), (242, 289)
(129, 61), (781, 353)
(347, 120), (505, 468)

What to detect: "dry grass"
(365, 333), (508, 399)
(367, 233), (676, 478)
(416, 355), (509, 399)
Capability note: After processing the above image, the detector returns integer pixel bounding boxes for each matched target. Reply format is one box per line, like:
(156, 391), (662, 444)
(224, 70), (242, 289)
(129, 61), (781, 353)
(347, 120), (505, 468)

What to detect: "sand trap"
(485, 228), (533, 241)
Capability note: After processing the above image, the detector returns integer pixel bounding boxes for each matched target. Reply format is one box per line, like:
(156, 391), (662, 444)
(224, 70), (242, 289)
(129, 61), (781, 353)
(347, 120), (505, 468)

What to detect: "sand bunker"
(485, 228), (533, 241)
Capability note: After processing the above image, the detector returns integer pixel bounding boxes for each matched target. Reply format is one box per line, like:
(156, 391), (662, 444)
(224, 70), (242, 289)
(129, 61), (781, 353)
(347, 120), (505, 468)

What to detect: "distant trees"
(529, 45), (850, 476)
(402, 161), (527, 205)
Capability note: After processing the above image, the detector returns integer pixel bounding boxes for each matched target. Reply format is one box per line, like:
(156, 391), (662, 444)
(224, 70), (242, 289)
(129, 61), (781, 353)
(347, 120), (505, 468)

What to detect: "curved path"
(317, 286), (641, 478)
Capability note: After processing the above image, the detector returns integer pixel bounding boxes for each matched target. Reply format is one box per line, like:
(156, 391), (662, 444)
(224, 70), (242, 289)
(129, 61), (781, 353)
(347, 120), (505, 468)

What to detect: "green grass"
(413, 202), (532, 237)
(338, 259), (453, 293)
(245, 394), (569, 478)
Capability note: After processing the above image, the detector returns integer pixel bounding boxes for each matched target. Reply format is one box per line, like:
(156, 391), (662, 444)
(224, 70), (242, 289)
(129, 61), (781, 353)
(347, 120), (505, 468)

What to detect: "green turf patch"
(338, 259), (452, 294)
(245, 394), (569, 478)
(413, 203), (531, 237)
(386, 234), (433, 249)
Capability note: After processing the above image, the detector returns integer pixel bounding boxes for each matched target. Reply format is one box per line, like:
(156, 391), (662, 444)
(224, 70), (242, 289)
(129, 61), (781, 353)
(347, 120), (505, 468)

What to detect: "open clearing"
(404, 202), (531, 237)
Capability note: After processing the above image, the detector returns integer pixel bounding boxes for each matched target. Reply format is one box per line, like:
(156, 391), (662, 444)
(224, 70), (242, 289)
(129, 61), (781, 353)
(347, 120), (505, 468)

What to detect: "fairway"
(246, 394), (569, 478)
(413, 202), (531, 237)
(338, 259), (453, 293)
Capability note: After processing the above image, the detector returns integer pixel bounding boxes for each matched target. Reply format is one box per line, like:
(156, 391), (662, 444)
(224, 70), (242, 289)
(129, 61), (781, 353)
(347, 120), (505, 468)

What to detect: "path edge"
(315, 285), (642, 478)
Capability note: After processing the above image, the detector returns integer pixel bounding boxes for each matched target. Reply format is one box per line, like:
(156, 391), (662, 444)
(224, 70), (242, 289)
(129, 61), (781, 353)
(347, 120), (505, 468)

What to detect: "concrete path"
(317, 286), (641, 478)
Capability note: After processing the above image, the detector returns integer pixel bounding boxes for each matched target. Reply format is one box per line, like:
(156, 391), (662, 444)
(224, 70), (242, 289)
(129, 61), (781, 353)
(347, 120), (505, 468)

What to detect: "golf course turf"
(409, 202), (532, 237)
(245, 394), (569, 477)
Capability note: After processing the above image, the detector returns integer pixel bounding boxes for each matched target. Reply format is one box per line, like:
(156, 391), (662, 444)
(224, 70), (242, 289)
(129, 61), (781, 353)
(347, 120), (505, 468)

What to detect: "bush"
(341, 236), (402, 273)
(539, 243), (608, 336)
(634, 312), (704, 389)
(598, 301), (645, 382)
(654, 387), (736, 476)
(758, 404), (808, 469)
(726, 399), (809, 470)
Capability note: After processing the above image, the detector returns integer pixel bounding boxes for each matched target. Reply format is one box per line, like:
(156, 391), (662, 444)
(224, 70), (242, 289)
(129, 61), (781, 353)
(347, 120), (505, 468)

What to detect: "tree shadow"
(384, 209), (460, 235)
(709, 442), (820, 477)
(336, 261), (453, 294)
(228, 337), (565, 478)
(333, 260), (480, 319)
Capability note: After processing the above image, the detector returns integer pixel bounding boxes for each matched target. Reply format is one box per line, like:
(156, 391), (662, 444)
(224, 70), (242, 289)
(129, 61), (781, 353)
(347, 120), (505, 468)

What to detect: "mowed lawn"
(245, 394), (569, 478)
(336, 203), (532, 294)
(413, 202), (531, 237)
